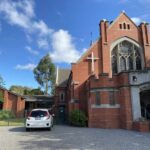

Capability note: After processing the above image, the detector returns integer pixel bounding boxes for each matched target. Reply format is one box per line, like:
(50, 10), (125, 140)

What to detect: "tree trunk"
(45, 80), (48, 95)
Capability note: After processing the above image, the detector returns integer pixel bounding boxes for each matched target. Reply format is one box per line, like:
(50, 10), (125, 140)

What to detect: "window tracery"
(111, 40), (142, 74)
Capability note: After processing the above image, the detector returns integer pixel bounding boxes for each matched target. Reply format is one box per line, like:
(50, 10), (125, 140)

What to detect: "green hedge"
(69, 110), (87, 127)
(0, 110), (15, 119)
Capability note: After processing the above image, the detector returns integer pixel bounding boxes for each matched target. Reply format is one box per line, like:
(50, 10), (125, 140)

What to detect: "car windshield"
(30, 110), (47, 117)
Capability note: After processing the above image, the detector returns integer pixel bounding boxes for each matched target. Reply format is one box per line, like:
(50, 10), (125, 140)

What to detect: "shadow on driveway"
(9, 126), (26, 132)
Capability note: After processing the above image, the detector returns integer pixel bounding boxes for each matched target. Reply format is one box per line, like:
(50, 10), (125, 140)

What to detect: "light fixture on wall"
(132, 76), (137, 82)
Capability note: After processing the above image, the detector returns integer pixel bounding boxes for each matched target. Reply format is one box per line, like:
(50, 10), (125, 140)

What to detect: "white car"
(26, 109), (53, 131)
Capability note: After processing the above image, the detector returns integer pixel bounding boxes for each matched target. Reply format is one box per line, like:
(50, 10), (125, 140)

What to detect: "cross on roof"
(87, 52), (99, 73)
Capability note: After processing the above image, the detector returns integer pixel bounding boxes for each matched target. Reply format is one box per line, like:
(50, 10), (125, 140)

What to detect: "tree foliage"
(0, 91), (4, 103)
(10, 85), (32, 95)
(0, 75), (5, 87)
(69, 110), (87, 127)
(24, 87), (44, 95)
(33, 54), (55, 95)
(0, 110), (15, 119)
(9, 85), (44, 96)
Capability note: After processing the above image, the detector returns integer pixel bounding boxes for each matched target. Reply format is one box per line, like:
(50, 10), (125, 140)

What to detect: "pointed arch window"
(128, 56), (133, 70)
(136, 56), (142, 70)
(112, 56), (118, 74)
(111, 40), (143, 74)
(120, 57), (126, 71)
(123, 23), (126, 29)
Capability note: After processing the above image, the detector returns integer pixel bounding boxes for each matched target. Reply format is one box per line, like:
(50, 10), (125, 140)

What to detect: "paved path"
(0, 125), (150, 150)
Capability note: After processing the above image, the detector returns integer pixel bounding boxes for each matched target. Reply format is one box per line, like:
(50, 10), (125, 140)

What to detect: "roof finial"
(122, 10), (125, 13)
(142, 21), (146, 24)
(103, 19), (107, 22)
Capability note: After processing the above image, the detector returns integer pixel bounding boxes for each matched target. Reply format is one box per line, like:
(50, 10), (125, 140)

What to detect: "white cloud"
(0, 0), (84, 64)
(33, 20), (53, 36)
(37, 39), (49, 49)
(15, 63), (36, 71)
(26, 46), (39, 55)
(131, 17), (143, 25)
(0, 0), (33, 29)
(51, 29), (81, 63)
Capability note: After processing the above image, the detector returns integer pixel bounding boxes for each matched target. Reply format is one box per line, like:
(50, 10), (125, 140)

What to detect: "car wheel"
(26, 128), (30, 132)
(48, 127), (52, 131)
(51, 122), (54, 127)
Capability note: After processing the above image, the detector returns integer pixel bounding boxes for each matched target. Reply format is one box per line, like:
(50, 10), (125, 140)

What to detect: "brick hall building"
(0, 86), (25, 118)
(55, 12), (150, 130)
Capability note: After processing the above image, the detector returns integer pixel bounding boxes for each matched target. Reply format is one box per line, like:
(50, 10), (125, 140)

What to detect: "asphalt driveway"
(0, 125), (150, 150)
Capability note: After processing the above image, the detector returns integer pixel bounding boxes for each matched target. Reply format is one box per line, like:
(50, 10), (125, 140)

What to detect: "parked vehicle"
(25, 109), (53, 131)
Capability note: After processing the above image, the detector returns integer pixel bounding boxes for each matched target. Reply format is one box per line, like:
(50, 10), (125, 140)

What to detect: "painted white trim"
(130, 87), (141, 121)
(92, 104), (120, 108)
(87, 52), (99, 73)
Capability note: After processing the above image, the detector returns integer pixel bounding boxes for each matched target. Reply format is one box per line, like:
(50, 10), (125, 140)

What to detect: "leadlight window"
(111, 40), (142, 74)
(120, 57), (126, 71)
(60, 92), (65, 101)
(112, 56), (117, 74)
(128, 56), (133, 70)
(109, 91), (116, 105)
(95, 92), (101, 105)
(136, 57), (142, 70)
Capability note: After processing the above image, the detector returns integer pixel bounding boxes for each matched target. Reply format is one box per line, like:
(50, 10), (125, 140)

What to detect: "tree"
(0, 91), (4, 103)
(33, 54), (55, 95)
(10, 85), (32, 95)
(0, 75), (5, 87)
(24, 87), (44, 95)
(10, 85), (44, 96)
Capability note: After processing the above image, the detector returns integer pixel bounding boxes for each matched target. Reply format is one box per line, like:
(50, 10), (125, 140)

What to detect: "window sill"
(91, 104), (120, 108)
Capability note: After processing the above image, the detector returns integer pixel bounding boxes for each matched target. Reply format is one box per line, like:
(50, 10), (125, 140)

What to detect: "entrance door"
(140, 90), (150, 119)
(58, 106), (66, 124)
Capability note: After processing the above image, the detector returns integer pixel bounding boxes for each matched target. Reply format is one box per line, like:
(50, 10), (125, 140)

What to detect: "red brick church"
(55, 12), (150, 130)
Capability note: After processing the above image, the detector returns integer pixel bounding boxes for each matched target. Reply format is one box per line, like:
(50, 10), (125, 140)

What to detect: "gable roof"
(56, 68), (71, 87)
(108, 11), (138, 30)
(0, 86), (24, 98)
(76, 12), (141, 64)
(77, 40), (99, 63)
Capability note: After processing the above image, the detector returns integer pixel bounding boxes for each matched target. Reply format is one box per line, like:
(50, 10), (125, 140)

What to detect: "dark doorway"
(140, 90), (150, 119)
(57, 106), (66, 124)
(0, 102), (3, 110)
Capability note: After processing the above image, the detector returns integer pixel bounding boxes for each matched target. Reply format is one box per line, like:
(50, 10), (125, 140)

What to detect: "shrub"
(0, 110), (15, 119)
(69, 110), (87, 127)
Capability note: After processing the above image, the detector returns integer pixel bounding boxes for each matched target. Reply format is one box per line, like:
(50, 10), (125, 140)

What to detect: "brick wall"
(1, 88), (25, 118)
(66, 12), (150, 130)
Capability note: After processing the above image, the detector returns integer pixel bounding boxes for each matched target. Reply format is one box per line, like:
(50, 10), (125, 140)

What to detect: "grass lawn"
(0, 118), (25, 126)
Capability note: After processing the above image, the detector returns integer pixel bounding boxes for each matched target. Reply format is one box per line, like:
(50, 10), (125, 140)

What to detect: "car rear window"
(30, 110), (48, 117)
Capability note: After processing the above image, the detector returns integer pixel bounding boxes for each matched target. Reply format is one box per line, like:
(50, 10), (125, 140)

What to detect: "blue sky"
(0, 0), (150, 89)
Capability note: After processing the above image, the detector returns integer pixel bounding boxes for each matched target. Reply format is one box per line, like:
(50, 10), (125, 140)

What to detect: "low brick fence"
(133, 121), (150, 132)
